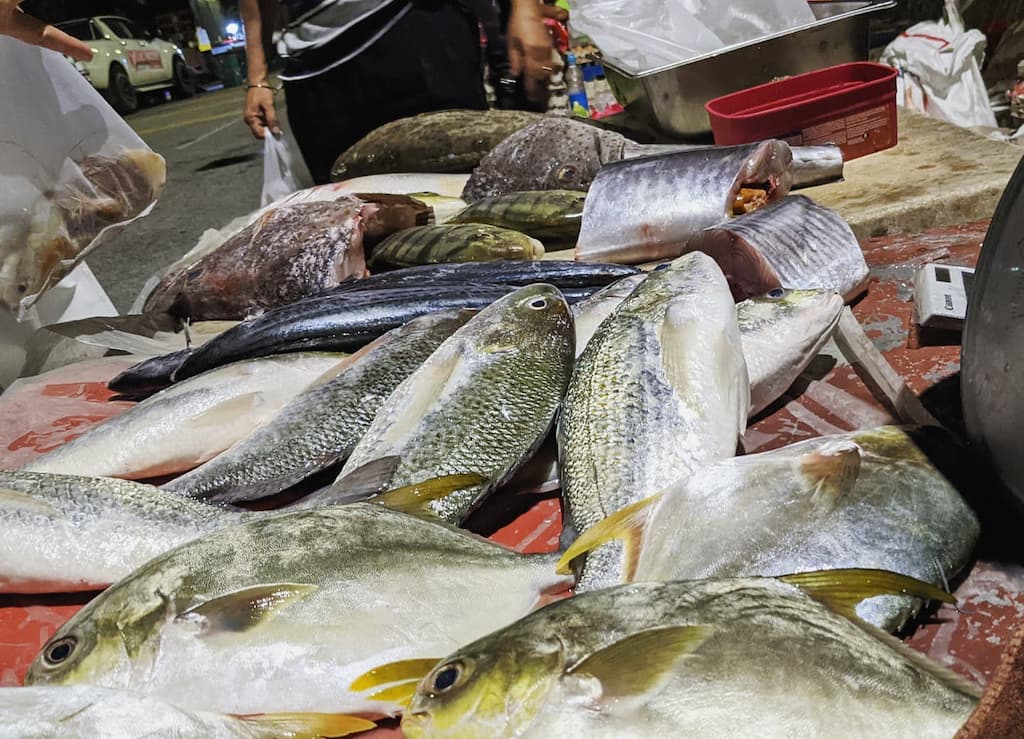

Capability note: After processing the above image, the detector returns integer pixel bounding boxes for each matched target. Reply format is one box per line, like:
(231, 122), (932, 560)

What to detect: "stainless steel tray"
(601, 1), (896, 139)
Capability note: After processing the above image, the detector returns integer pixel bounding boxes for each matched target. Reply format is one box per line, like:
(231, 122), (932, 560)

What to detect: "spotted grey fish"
(368, 224), (544, 269)
(559, 426), (980, 632)
(323, 284), (574, 523)
(687, 194), (870, 301)
(558, 252), (749, 591)
(163, 311), (472, 503)
(448, 190), (586, 248)
(0, 471), (245, 593)
(25, 502), (572, 717)
(144, 200), (369, 320)
(330, 109), (543, 180)
(379, 574), (978, 738)
(575, 141), (794, 264)
(462, 117), (843, 202)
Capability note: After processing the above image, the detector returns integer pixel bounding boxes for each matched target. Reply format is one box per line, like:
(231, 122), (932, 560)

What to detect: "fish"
(0, 686), (376, 739)
(143, 199), (369, 320)
(0, 471), (245, 593)
(163, 310), (472, 503)
(557, 252), (749, 591)
(574, 141), (794, 264)
(368, 224), (544, 269)
(686, 194), (870, 301)
(331, 260), (640, 293)
(462, 117), (843, 202)
(324, 284), (575, 523)
(106, 348), (194, 398)
(25, 501), (573, 717)
(384, 573), (979, 738)
(330, 109), (544, 180)
(737, 288), (843, 416)
(570, 274), (647, 357)
(23, 353), (346, 480)
(559, 426), (981, 632)
(447, 190), (586, 248)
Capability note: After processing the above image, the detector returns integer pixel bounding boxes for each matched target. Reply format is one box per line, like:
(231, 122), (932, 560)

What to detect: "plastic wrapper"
(570, 0), (814, 74)
(0, 38), (165, 319)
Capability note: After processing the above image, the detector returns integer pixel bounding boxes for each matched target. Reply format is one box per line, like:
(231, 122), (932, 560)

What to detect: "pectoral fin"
(779, 568), (954, 621)
(319, 456), (403, 506)
(177, 583), (317, 634)
(376, 473), (486, 516)
(0, 487), (61, 517)
(350, 658), (441, 691)
(233, 713), (377, 738)
(800, 441), (862, 507)
(555, 494), (661, 578)
(568, 625), (714, 702)
(182, 393), (263, 430)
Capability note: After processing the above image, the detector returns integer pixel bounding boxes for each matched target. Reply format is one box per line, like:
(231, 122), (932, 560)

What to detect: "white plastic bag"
(0, 37), (165, 320)
(261, 132), (305, 207)
(880, 2), (997, 130)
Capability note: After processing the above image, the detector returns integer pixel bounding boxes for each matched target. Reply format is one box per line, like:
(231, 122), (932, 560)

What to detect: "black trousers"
(283, 0), (488, 184)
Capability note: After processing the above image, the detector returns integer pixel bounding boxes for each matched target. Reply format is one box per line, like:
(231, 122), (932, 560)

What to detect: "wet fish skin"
(163, 311), (473, 504)
(24, 353), (346, 480)
(368, 224), (544, 269)
(448, 190), (587, 247)
(0, 471), (244, 593)
(144, 200), (369, 320)
(107, 348), (193, 398)
(558, 251), (749, 590)
(400, 578), (979, 738)
(25, 503), (572, 717)
(570, 274), (647, 357)
(575, 141), (794, 265)
(631, 426), (981, 632)
(330, 109), (543, 180)
(331, 284), (575, 523)
(690, 194), (869, 301)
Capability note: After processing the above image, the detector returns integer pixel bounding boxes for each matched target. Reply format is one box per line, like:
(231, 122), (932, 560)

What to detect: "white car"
(56, 16), (196, 114)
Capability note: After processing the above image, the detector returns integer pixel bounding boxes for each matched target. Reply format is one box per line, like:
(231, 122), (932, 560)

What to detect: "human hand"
(507, 1), (560, 103)
(243, 85), (281, 140)
(0, 0), (92, 61)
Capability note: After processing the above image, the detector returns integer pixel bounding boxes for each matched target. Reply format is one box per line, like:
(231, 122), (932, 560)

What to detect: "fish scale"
(369, 223), (544, 268)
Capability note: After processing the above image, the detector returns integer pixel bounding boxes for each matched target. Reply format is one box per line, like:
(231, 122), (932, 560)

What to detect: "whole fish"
(558, 252), (749, 591)
(575, 141), (794, 264)
(560, 426), (980, 632)
(570, 273), (647, 357)
(368, 224), (544, 268)
(23, 353), (345, 480)
(144, 200), (369, 320)
(688, 194), (870, 301)
(448, 190), (586, 248)
(462, 117), (843, 202)
(0, 686), (376, 739)
(325, 284), (574, 523)
(106, 348), (193, 398)
(330, 109), (543, 180)
(164, 311), (472, 503)
(25, 502), (572, 716)
(386, 574), (979, 738)
(0, 471), (244, 593)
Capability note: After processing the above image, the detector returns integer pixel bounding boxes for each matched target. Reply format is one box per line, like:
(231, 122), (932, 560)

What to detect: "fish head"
(403, 633), (565, 738)
(474, 284), (575, 359)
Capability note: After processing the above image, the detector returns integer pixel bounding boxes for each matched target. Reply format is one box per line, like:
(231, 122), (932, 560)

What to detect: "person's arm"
(241, 0), (281, 139)
(0, 0), (92, 60)
(507, 0), (567, 103)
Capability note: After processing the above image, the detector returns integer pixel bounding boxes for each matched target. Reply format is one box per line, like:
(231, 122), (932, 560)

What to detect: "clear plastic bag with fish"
(0, 38), (166, 319)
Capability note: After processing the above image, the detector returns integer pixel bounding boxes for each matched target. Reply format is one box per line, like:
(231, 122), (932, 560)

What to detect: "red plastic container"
(705, 62), (898, 161)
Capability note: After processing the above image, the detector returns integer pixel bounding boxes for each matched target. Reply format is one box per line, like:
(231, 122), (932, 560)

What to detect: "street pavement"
(88, 85), (307, 311)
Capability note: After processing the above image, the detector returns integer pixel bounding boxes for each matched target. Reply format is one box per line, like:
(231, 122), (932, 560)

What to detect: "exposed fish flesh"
(368, 224), (544, 268)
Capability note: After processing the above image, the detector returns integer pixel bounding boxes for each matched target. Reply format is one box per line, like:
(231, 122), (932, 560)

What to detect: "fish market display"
(386, 575), (979, 738)
(575, 141), (794, 264)
(330, 109), (543, 180)
(448, 190), (586, 248)
(0, 471), (244, 593)
(144, 200), (369, 320)
(558, 252), (749, 590)
(23, 353), (346, 480)
(559, 426), (980, 631)
(0, 686), (376, 739)
(164, 311), (472, 503)
(326, 285), (574, 522)
(368, 223), (544, 268)
(26, 502), (572, 716)
(462, 117), (842, 202)
(571, 274), (648, 357)
(687, 194), (871, 301)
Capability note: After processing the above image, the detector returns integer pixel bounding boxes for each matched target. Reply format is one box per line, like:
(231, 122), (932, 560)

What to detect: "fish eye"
(555, 165), (578, 184)
(43, 636), (77, 666)
(768, 288), (785, 298)
(428, 660), (467, 696)
(528, 297), (548, 310)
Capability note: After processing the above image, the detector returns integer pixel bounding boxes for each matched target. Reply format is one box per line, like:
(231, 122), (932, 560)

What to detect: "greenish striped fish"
(448, 190), (586, 248)
(369, 224), (544, 268)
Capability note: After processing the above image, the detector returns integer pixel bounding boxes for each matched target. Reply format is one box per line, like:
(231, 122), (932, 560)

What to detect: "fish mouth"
(726, 141), (793, 219)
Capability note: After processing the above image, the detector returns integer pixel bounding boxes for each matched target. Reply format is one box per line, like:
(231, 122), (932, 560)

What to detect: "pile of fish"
(0, 112), (990, 738)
